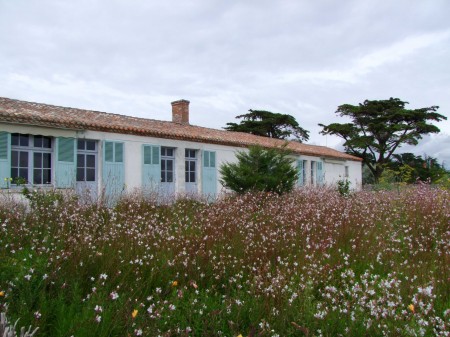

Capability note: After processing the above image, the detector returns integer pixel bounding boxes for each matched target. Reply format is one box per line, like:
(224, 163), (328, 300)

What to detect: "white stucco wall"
(1, 123), (362, 195)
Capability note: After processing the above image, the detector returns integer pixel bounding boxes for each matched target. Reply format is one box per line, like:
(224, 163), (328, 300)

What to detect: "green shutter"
(142, 144), (161, 191)
(0, 132), (11, 188)
(115, 143), (123, 163)
(202, 150), (217, 201)
(55, 137), (76, 188)
(105, 142), (114, 162)
(297, 159), (304, 186)
(317, 161), (324, 185)
(102, 140), (125, 204)
(58, 137), (75, 162)
(143, 145), (152, 165)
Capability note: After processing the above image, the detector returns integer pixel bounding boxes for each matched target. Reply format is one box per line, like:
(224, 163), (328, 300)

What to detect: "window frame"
(185, 149), (197, 183)
(77, 140), (97, 182)
(11, 133), (53, 186)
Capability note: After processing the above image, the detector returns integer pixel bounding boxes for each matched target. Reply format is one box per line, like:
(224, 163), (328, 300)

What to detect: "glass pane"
(43, 169), (51, 184)
(161, 160), (166, 170)
(34, 153), (42, 168)
(11, 151), (18, 166)
(167, 171), (173, 182)
(34, 169), (42, 184)
(77, 139), (85, 150)
(77, 168), (84, 182)
(77, 154), (84, 168)
(185, 172), (189, 182)
(86, 155), (95, 168)
(161, 148), (166, 156)
(20, 152), (28, 167)
(185, 161), (188, 171)
(161, 171), (165, 183)
(19, 168), (28, 180)
(43, 137), (51, 148)
(185, 149), (189, 158)
(43, 153), (51, 168)
(190, 161), (195, 171)
(86, 140), (96, 151)
(168, 149), (174, 157)
(167, 160), (173, 171)
(34, 136), (43, 148)
(11, 168), (18, 179)
(12, 133), (19, 146)
(20, 135), (29, 147)
(190, 172), (195, 182)
(86, 168), (95, 181)
(86, 169), (95, 181)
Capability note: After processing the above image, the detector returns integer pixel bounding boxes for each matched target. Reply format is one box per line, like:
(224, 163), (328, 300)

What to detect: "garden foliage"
(0, 186), (449, 336)
(220, 145), (298, 194)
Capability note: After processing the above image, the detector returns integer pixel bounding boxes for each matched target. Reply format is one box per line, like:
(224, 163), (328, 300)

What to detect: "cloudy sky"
(1, 0), (449, 166)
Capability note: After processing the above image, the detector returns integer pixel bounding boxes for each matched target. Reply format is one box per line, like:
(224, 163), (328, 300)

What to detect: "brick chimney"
(171, 99), (190, 124)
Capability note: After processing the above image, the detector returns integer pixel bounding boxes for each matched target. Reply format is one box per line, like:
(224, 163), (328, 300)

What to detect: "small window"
(12, 133), (29, 147)
(185, 149), (196, 158)
(34, 136), (52, 149)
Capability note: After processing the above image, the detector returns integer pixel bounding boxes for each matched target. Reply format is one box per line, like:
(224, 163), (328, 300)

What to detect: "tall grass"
(0, 186), (448, 336)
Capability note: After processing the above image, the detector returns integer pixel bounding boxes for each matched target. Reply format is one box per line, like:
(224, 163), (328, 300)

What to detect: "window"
(11, 133), (52, 185)
(161, 147), (175, 183)
(310, 161), (316, 185)
(77, 140), (97, 182)
(302, 160), (307, 185)
(344, 166), (349, 178)
(185, 149), (196, 183)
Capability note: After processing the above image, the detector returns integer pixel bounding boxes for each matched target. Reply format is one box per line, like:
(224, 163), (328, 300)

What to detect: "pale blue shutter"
(142, 144), (161, 191)
(202, 150), (217, 201)
(55, 137), (76, 188)
(0, 132), (11, 188)
(103, 141), (125, 203)
(297, 159), (304, 186)
(317, 160), (324, 185)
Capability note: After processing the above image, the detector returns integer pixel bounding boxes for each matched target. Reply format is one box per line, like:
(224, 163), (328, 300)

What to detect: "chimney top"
(171, 99), (190, 124)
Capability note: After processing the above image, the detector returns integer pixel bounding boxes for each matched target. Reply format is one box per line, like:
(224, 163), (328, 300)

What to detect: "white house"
(0, 97), (362, 201)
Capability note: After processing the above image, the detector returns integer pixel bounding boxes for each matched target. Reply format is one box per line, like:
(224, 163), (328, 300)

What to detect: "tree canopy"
(319, 98), (446, 182)
(224, 110), (309, 142)
(219, 146), (298, 194)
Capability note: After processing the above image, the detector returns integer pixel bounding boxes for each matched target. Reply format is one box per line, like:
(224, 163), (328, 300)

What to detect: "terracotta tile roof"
(0, 97), (361, 161)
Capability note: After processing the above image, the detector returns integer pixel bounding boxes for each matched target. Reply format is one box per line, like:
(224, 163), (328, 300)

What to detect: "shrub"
(219, 145), (298, 194)
(337, 178), (351, 196)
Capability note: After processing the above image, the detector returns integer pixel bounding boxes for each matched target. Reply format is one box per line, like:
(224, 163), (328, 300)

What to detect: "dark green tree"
(319, 98), (446, 182)
(224, 110), (309, 142)
(219, 146), (298, 194)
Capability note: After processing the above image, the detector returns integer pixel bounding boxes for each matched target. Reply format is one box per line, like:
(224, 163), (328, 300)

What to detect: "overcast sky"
(1, 0), (449, 166)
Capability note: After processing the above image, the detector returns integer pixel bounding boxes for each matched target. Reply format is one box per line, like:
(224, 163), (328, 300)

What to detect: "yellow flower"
(172, 281), (178, 287)
(237, 335), (243, 337)
(408, 304), (415, 313)
(0, 291), (4, 297)
(132, 309), (138, 319)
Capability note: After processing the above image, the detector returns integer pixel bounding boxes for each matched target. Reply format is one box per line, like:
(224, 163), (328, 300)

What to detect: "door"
(160, 147), (175, 198)
(76, 139), (98, 200)
(202, 150), (217, 201)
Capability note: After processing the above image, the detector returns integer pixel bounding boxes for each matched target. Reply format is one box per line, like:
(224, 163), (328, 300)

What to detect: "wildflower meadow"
(0, 186), (449, 336)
